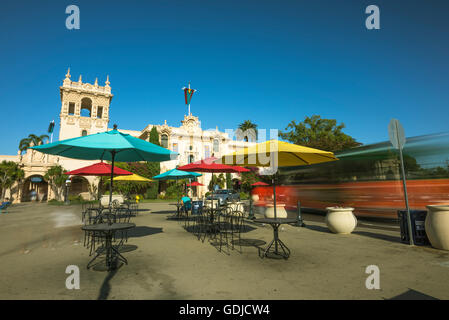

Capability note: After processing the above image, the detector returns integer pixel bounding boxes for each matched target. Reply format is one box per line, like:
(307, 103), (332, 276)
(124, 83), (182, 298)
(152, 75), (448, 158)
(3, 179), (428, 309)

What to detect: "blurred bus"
(252, 133), (449, 219)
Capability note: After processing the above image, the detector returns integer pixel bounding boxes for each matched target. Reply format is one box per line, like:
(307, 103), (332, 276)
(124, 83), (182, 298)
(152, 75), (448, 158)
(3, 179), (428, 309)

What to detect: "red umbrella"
(187, 181), (204, 187)
(251, 181), (269, 186)
(178, 157), (249, 210)
(65, 162), (133, 176)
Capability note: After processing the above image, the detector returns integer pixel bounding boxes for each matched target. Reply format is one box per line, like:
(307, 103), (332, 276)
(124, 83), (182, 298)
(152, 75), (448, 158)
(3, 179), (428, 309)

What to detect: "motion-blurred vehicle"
(251, 133), (449, 219)
(207, 189), (240, 205)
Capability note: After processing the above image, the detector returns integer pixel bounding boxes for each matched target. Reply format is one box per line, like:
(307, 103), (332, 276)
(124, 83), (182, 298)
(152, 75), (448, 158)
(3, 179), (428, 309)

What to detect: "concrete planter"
(265, 204), (287, 219)
(425, 205), (449, 251)
(100, 194), (124, 207)
(325, 207), (357, 234)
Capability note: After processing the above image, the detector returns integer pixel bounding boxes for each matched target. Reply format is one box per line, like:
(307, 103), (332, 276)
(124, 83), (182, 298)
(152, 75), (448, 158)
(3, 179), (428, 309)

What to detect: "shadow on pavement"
(304, 225), (331, 233)
(126, 226), (163, 238)
(151, 210), (175, 215)
(387, 289), (439, 300)
(352, 231), (401, 244)
(97, 268), (119, 300)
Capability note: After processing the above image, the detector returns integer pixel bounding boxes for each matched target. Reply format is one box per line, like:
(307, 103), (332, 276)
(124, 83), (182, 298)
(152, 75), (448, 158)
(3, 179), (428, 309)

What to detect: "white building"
(1, 70), (253, 202)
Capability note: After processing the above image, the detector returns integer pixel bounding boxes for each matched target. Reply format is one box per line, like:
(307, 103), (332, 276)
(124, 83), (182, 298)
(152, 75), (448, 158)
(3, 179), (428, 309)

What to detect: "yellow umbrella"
(113, 173), (153, 182)
(217, 139), (338, 218)
(219, 139), (338, 167)
(218, 139), (338, 259)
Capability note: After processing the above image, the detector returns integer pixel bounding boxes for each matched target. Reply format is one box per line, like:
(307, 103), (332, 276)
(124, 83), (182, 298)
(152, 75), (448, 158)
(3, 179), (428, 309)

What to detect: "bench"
(0, 201), (12, 214)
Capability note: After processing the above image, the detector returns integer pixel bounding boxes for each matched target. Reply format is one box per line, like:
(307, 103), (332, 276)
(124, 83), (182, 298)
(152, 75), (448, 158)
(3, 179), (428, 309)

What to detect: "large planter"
(100, 194), (124, 207)
(325, 207), (357, 234)
(251, 194), (260, 202)
(265, 204), (287, 219)
(425, 205), (449, 251)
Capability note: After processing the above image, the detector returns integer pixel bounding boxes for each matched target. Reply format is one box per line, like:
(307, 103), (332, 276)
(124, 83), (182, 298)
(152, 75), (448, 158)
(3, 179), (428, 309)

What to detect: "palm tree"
(18, 134), (50, 155)
(28, 134), (49, 146)
(238, 120), (258, 142)
(18, 138), (31, 155)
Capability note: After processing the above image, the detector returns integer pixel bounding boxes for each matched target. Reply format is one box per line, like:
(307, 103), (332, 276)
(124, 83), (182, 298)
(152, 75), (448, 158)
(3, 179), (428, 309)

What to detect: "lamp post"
(65, 179), (71, 205)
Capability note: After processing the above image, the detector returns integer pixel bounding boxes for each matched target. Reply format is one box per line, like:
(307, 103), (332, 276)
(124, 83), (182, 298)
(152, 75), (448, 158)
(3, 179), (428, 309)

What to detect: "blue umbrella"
(32, 125), (178, 206)
(153, 168), (202, 180)
(153, 168), (202, 216)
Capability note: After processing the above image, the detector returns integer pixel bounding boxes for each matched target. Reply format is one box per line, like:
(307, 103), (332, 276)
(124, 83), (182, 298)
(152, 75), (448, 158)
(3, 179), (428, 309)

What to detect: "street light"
(65, 179), (71, 205)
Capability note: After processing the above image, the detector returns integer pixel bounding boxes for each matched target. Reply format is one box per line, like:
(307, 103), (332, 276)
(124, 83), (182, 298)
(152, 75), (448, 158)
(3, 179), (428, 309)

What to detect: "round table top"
(82, 222), (136, 232)
(254, 218), (297, 225)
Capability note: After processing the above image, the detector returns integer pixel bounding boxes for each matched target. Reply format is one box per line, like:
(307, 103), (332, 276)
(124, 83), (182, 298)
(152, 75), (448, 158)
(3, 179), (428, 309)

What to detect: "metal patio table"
(169, 203), (184, 217)
(254, 218), (297, 259)
(82, 222), (135, 271)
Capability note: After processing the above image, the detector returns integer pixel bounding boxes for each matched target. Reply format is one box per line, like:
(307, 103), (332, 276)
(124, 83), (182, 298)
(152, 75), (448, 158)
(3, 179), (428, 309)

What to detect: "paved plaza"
(0, 202), (448, 300)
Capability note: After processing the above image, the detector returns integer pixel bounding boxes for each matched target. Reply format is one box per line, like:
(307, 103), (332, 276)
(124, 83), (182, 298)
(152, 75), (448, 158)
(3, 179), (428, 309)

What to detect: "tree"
(18, 134), (50, 155)
(240, 169), (260, 193)
(208, 173), (225, 191)
(226, 173), (232, 189)
(279, 115), (361, 152)
(147, 127), (161, 196)
(0, 161), (24, 201)
(44, 165), (67, 201)
(149, 127), (160, 146)
(238, 120), (258, 142)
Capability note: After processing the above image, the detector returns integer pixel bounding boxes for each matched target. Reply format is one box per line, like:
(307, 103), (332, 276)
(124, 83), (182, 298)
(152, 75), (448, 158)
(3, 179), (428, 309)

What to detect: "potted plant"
(425, 205), (449, 250)
(325, 206), (357, 234)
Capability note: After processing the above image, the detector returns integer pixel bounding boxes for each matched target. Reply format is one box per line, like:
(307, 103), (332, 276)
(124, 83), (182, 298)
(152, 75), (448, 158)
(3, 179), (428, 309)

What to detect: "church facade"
(1, 70), (252, 203)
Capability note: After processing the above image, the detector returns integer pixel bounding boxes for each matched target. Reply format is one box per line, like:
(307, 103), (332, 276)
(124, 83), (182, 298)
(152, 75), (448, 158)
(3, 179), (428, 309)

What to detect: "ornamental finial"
(65, 68), (71, 79)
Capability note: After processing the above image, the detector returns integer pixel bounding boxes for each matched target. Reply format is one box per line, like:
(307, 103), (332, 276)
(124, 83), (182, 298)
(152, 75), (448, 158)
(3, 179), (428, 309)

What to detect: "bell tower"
(59, 68), (113, 140)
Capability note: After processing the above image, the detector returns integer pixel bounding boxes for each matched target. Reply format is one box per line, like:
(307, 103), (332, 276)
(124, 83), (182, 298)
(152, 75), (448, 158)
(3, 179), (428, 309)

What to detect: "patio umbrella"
(65, 162), (133, 176)
(152, 168), (202, 180)
(113, 173), (153, 182)
(216, 140), (338, 219)
(187, 181), (204, 187)
(153, 168), (202, 214)
(31, 125), (178, 207)
(251, 181), (269, 186)
(178, 157), (250, 210)
(187, 181), (204, 198)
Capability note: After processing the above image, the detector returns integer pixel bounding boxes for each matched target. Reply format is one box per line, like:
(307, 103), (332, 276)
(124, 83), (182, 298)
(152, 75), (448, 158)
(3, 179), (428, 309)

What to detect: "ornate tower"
(59, 69), (113, 140)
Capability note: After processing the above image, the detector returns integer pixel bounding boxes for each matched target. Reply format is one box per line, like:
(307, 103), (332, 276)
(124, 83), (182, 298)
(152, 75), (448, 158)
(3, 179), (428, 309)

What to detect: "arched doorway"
(69, 176), (90, 199)
(21, 175), (49, 202)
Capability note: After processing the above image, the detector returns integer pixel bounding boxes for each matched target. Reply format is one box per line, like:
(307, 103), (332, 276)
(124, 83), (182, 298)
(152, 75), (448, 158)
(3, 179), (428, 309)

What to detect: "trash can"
(397, 210), (430, 246)
(191, 200), (203, 215)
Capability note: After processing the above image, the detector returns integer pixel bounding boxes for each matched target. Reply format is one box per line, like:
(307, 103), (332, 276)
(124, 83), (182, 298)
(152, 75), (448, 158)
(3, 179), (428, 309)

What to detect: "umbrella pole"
(109, 150), (116, 209)
(273, 174), (277, 220)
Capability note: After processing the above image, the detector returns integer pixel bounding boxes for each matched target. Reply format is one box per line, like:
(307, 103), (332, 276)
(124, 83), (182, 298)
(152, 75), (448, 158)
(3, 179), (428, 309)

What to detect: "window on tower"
(68, 102), (75, 115)
(80, 97), (92, 117)
(97, 106), (103, 119)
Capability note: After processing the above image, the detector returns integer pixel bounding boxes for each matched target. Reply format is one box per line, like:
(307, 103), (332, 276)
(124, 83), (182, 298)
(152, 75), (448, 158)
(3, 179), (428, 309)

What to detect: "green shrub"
(145, 183), (158, 199)
(240, 192), (249, 200)
(68, 195), (82, 202)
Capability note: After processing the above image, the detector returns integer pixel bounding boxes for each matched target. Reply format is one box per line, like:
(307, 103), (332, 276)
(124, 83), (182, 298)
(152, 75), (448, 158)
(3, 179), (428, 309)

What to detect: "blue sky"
(0, 0), (448, 155)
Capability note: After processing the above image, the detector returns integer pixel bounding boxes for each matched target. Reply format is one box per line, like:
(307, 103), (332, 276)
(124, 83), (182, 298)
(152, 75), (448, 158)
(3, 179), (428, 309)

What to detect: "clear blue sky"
(1, 0), (448, 155)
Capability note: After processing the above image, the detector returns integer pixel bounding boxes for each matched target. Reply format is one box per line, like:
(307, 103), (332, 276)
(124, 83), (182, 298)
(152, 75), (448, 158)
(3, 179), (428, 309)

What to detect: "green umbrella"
(32, 125), (178, 207)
